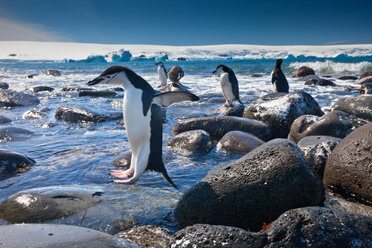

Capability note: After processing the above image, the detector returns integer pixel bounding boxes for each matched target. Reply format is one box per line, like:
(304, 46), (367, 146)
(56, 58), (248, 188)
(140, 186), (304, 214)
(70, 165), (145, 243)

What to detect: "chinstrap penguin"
(87, 66), (200, 187)
(213, 65), (242, 106)
(271, 59), (289, 93)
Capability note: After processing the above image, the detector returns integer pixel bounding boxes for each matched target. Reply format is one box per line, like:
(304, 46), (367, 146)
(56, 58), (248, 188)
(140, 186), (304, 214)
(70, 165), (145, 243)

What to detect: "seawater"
(0, 57), (370, 233)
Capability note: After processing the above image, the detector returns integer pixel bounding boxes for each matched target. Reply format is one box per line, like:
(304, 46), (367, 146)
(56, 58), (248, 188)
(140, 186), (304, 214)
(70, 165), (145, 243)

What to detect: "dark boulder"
(0, 127), (34, 142)
(0, 150), (35, 180)
(55, 106), (122, 124)
(0, 115), (11, 124)
(45, 69), (61, 76)
(79, 90), (117, 98)
(243, 92), (323, 138)
(288, 111), (367, 143)
(0, 186), (103, 223)
(0, 82), (9, 89)
(338, 76), (358, 80)
(166, 130), (212, 154)
(295, 66), (315, 77)
(174, 139), (324, 231)
(0, 89), (39, 107)
(32, 86), (55, 93)
(0, 224), (132, 248)
(171, 207), (372, 248)
(297, 135), (342, 179)
(172, 116), (271, 141)
(332, 95), (372, 121)
(324, 123), (372, 204)
(217, 131), (264, 154)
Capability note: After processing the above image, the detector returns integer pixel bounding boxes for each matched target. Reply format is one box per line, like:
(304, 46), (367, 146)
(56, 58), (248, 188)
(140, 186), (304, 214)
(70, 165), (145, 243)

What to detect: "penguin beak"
(87, 77), (104, 86)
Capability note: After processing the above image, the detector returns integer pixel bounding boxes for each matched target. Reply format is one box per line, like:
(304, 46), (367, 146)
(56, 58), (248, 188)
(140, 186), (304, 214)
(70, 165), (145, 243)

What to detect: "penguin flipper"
(152, 91), (199, 107)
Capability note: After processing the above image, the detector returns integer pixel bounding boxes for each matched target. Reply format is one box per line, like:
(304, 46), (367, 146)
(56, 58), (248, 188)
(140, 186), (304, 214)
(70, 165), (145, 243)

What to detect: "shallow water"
(0, 58), (368, 233)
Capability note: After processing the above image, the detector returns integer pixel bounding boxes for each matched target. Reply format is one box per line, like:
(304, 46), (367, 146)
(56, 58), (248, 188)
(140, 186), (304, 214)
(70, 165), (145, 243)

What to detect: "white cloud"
(0, 17), (71, 42)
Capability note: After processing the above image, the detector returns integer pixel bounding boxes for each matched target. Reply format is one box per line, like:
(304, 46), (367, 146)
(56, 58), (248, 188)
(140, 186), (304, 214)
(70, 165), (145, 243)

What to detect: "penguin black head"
(275, 59), (283, 70)
(213, 64), (231, 76)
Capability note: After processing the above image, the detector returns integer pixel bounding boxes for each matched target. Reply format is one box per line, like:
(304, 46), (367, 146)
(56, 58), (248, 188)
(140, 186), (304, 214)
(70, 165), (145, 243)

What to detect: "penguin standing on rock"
(213, 65), (242, 106)
(271, 59), (289, 93)
(87, 66), (199, 187)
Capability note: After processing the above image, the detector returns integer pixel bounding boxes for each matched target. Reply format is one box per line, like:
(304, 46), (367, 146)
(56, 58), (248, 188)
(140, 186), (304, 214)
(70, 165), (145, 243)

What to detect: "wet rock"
(0, 127), (34, 142)
(324, 123), (372, 204)
(166, 130), (212, 153)
(172, 116), (271, 141)
(332, 95), (372, 121)
(217, 131), (264, 154)
(295, 66), (315, 77)
(0, 89), (40, 107)
(113, 151), (132, 169)
(0, 115), (11, 124)
(32, 86), (55, 93)
(356, 76), (372, 85)
(116, 225), (171, 248)
(360, 71), (372, 79)
(0, 186), (103, 223)
(79, 90), (117, 98)
(171, 207), (372, 248)
(55, 106), (122, 124)
(217, 104), (245, 117)
(22, 110), (47, 119)
(46, 69), (61, 76)
(0, 82), (9, 89)
(288, 111), (367, 143)
(326, 192), (372, 219)
(338, 76), (358, 80)
(297, 135), (342, 179)
(174, 139), (324, 231)
(0, 150), (35, 180)
(0, 224), (132, 248)
(243, 92), (323, 138)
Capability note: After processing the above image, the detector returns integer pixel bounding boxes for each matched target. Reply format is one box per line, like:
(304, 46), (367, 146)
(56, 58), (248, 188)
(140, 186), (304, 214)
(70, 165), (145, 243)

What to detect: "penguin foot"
(113, 177), (138, 184)
(110, 168), (134, 179)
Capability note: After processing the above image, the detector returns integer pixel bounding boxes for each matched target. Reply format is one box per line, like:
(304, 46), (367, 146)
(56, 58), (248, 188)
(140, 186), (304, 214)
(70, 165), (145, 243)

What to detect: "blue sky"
(0, 0), (371, 45)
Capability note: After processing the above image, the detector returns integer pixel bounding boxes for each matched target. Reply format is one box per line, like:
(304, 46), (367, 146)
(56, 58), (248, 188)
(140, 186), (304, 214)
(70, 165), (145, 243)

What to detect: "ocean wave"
(288, 61), (372, 73)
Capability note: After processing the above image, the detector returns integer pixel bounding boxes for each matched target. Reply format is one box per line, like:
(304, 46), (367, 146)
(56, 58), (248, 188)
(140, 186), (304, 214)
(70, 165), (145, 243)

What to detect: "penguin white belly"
(220, 73), (235, 101)
(158, 68), (167, 86)
(123, 89), (152, 151)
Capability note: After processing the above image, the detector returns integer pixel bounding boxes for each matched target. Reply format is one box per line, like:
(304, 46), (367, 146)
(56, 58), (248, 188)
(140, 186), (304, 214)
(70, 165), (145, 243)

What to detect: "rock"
(0, 127), (34, 142)
(338, 76), (358, 80)
(324, 123), (372, 204)
(217, 131), (264, 154)
(55, 106), (122, 124)
(79, 90), (117, 98)
(0, 224), (132, 248)
(113, 151), (132, 169)
(0, 115), (11, 124)
(22, 110), (47, 119)
(332, 95), (372, 121)
(360, 71), (372, 79)
(172, 116), (271, 141)
(172, 207), (372, 248)
(0, 150), (35, 180)
(288, 111), (367, 143)
(116, 225), (171, 248)
(0, 82), (9, 89)
(297, 136), (342, 179)
(0, 89), (40, 107)
(46, 69), (61, 76)
(316, 78), (336, 86)
(295, 66), (315, 77)
(243, 92), (323, 138)
(174, 139), (324, 231)
(356, 76), (372, 85)
(0, 186), (103, 223)
(166, 130), (212, 153)
(218, 104), (245, 117)
(326, 192), (372, 219)
(32, 86), (55, 93)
